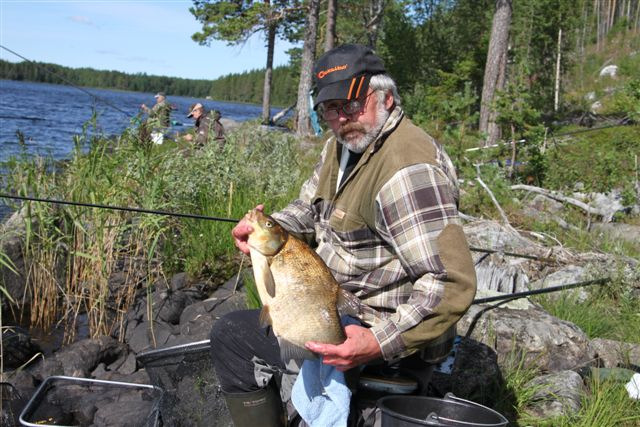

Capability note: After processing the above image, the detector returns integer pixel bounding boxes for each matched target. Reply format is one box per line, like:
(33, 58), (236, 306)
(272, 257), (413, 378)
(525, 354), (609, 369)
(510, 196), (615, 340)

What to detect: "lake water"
(0, 79), (281, 219)
(0, 79), (275, 161)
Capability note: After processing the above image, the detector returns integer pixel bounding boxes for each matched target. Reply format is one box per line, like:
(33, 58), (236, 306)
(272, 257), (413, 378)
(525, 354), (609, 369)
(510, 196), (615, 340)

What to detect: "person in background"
(210, 44), (477, 426)
(141, 92), (171, 131)
(184, 103), (225, 148)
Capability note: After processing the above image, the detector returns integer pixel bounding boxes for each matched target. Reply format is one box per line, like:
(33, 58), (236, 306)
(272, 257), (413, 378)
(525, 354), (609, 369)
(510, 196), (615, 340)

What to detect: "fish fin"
(250, 249), (276, 299)
(278, 337), (317, 363)
(259, 305), (273, 328)
(337, 288), (360, 317)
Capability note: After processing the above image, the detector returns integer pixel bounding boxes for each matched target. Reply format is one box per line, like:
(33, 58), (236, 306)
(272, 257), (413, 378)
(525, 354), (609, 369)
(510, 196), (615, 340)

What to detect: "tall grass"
(534, 276), (640, 344)
(0, 119), (318, 342)
(520, 376), (640, 427)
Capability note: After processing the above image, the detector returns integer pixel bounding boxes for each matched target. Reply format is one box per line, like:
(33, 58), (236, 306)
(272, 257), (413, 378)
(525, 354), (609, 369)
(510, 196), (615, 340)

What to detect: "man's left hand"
(305, 325), (382, 371)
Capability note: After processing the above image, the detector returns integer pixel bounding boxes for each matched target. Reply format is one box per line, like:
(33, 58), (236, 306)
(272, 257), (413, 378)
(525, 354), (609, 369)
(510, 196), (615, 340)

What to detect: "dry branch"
(475, 165), (521, 237)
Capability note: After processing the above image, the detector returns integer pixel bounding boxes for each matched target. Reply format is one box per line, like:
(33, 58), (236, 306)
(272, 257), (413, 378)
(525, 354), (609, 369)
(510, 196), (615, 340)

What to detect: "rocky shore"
(2, 203), (639, 426)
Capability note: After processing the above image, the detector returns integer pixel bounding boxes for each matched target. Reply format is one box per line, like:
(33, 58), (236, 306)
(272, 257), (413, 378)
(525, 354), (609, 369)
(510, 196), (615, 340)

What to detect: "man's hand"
(231, 204), (264, 254)
(305, 325), (382, 372)
(183, 133), (193, 142)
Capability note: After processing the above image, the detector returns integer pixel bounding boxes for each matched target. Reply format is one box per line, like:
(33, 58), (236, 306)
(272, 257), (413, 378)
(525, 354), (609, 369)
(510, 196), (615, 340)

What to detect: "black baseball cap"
(313, 44), (386, 109)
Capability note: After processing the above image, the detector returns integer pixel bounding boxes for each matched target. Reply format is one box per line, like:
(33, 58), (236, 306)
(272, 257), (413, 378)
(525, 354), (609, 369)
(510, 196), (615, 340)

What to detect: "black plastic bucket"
(377, 393), (508, 427)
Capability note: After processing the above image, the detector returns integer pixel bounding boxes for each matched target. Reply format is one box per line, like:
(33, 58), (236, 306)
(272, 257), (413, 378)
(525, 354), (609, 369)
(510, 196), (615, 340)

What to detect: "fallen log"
(511, 184), (615, 222)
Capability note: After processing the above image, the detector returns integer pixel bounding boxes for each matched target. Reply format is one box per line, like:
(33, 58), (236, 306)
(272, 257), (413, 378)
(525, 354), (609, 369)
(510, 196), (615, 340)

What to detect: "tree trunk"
(554, 28), (562, 112)
(365, 0), (388, 48)
(479, 0), (512, 147)
(325, 0), (337, 52)
(262, 23), (276, 124)
(296, 0), (321, 137)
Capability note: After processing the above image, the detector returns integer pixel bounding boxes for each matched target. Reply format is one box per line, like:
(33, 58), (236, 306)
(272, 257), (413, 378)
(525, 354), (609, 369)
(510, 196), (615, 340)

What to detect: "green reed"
(0, 119), (318, 343)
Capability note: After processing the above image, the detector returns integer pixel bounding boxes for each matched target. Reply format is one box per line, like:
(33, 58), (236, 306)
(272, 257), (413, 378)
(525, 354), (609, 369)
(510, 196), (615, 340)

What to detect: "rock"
(127, 321), (177, 354)
(170, 272), (190, 291)
(590, 223), (640, 246)
(528, 265), (590, 302)
(118, 352), (139, 375)
(91, 362), (109, 378)
(571, 189), (626, 223)
(220, 117), (241, 134)
(106, 353), (127, 372)
(599, 65), (618, 78)
(521, 194), (569, 228)
(524, 370), (584, 419)
(589, 338), (640, 368)
(429, 338), (506, 408)
(474, 253), (530, 294)
(2, 369), (36, 404)
(93, 390), (159, 426)
(1, 326), (42, 370)
(591, 100), (602, 113)
(153, 288), (189, 324)
(464, 220), (536, 253)
(459, 304), (594, 372)
(31, 336), (127, 380)
(527, 194), (565, 215)
(179, 291), (248, 340)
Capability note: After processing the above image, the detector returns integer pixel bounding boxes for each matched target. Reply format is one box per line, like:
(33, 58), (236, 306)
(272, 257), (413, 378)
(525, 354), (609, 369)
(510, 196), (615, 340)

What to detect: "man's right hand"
(231, 204), (264, 254)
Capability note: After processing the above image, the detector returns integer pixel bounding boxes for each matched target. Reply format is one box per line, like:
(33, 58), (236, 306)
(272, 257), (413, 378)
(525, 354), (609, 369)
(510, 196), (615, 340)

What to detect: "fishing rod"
(472, 277), (610, 304)
(464, 277), (610, 338)
(469, 246), (554, 262)
(1, 194), (566, 260)
(0, 193), (238, 224)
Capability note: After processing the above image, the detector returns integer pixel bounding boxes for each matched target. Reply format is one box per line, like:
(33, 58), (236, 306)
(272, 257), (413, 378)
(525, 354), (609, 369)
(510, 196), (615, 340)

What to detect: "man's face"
(156, 96), (165, 103)
(321, 89), (393, 153)
(192, 108), (203, 119)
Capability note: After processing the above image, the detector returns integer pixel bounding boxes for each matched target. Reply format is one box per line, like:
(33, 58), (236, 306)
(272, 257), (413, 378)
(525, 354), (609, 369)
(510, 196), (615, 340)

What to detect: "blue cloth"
(291, 316), (360, 427)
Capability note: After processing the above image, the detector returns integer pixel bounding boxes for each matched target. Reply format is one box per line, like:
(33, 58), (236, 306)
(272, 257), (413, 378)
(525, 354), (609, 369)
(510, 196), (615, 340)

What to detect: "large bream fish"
(245, 208), (357, 361)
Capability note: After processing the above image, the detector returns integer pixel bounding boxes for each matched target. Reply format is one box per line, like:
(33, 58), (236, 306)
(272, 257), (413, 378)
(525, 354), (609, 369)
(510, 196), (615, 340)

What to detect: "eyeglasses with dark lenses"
(320, 91), (375, 121)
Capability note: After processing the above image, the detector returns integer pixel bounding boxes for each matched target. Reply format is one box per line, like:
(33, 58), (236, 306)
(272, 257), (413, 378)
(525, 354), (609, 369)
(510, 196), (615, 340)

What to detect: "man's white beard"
(337, 100), (391, 154)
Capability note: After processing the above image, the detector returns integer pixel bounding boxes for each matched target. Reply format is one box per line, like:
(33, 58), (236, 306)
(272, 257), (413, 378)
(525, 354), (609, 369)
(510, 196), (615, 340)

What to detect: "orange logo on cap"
(317, 64), (348, 79)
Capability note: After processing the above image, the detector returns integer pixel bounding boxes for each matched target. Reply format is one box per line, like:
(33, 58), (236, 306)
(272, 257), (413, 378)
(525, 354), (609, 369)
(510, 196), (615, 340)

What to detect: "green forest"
(0, 59), (298, 107)
(2, 0), (639, 131)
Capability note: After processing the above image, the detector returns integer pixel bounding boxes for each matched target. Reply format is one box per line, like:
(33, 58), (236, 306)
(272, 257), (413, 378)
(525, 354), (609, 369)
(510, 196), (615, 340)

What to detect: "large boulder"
(459, 303), (594, 372)
(474, 253), (530, 294)
(31, 335), (127, 380)
(524, 370), (585, 419)
(1, 326), (41, 370)
(527, 265), (591, 302)
(429, 338), (506, 409)
(589, 338), (640, 369)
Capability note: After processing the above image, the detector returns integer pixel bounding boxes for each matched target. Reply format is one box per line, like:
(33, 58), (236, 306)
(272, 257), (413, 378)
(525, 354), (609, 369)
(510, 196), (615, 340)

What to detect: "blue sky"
(0, 0), (296, 80)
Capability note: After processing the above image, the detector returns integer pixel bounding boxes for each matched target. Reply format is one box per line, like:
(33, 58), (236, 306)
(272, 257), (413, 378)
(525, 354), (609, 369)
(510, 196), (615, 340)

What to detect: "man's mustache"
(339, 123), (365, 138)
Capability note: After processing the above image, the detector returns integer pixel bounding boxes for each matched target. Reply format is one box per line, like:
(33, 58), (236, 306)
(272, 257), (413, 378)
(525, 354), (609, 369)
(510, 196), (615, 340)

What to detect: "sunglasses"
(320, 91), (376, 121)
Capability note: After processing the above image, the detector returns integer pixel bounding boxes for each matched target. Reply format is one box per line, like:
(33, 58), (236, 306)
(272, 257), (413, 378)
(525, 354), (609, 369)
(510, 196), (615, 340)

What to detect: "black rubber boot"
(223, 382), (285, 427)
